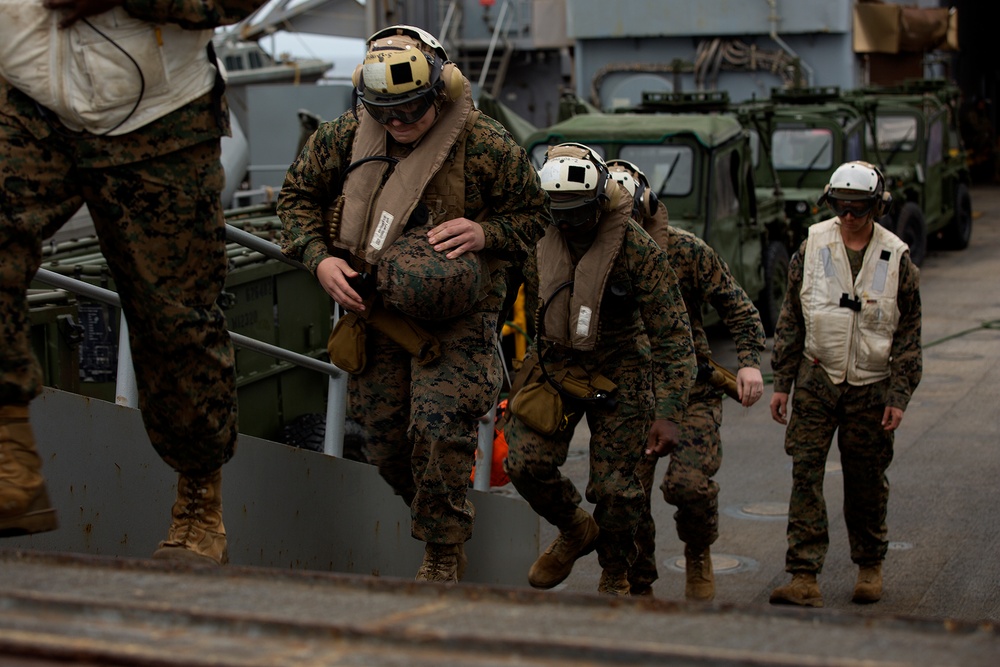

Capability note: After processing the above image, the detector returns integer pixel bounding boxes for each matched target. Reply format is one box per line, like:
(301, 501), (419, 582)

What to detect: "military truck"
(844, 79), (974, 265)
(521, 91), (792, 334)
(736, 86), (871, 249)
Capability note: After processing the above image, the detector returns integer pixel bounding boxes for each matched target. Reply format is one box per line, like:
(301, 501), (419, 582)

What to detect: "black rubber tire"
(280, 413), (325, 453)
(279, 414), (369, 463)
(758, 240), (790, 337)
(893, 202), (927, 267)
(941, 183), (973, 250)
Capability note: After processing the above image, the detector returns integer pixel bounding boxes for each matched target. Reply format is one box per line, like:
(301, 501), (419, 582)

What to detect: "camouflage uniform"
(630, 224), (765, 590)
(0, 0), (265, 476)
(505, 221), (696, 573)
(278, 110), (547, 545)
(771, 238), (922, 574)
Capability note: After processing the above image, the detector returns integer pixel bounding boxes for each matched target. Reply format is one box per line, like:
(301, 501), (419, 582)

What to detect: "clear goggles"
(361, 93), (434, 125)
(828, 197), (876, 219)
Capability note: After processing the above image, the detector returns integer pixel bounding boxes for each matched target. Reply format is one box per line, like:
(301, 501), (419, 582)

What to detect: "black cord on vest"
(536, 280), (613, 404)
(38, 18), (145, 137)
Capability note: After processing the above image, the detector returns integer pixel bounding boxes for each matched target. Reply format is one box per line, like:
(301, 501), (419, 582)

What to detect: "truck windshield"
(619, 145), (694, 197)
(772, 128), (834, 171)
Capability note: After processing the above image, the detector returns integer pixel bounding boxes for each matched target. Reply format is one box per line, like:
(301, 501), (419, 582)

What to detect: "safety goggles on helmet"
(361, 93), (435, 125)
(827, 196), (877, 219)
(550, 199), (600, 231)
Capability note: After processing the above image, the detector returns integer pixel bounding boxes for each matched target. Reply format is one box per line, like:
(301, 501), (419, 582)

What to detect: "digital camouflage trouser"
(347, 312), (502, 545)
(630, 384), (723, 588)
(505, 362), (652, 572)
(0, 110), (237, 476)
(782, 384), (894, 574)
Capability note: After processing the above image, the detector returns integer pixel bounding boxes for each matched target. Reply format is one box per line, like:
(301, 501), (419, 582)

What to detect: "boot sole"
(0, 488), (58, 537)
(769, 593), (824, 608)
(852, 590), (882, 604)
(152, 545), (228, 567)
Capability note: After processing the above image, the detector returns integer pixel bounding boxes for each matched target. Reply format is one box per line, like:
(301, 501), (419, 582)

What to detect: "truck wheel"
(893, 202), (927, 267)
(758, 240), (789, 337)
(280, 413), (369, 463)
(941, 183), (973, 250)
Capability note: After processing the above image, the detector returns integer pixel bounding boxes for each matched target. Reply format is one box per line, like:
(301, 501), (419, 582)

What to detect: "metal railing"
(32, 224), (497, 488)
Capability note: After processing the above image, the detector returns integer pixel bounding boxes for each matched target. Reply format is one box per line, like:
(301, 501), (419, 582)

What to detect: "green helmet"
(377, 226), (483, 320)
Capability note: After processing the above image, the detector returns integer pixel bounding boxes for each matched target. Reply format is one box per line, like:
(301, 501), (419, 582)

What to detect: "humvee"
(737, 86), (871, 249)
(844, 79), (974, 265)
(522, 92), (792, 334)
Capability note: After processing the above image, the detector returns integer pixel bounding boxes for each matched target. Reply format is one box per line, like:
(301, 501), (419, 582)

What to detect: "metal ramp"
(1, 548), (998, 666)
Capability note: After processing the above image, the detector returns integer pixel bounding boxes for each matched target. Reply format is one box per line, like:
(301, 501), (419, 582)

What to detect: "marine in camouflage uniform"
(278, 26), (548, 582)
(0, 0), (265, 563)
(769, 161), (922, 607)
(629, 219), (766, 600)
(504, 145), (695, 596)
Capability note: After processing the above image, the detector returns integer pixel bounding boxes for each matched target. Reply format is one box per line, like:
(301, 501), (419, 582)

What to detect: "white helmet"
(537, 143), (610, 210)
(825, 161), (883, 201)
(608, 167), (638, 197)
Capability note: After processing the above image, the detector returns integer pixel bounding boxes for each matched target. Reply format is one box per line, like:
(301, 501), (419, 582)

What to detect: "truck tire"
(280, 413), (369, 463)
(892, 202), (927, 267)
(940, 183), (973, 250)
(758, 240), (790, 337)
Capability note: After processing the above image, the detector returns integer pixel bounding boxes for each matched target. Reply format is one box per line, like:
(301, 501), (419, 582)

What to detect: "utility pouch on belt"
(327, 297), (442, 374)
(697, 356), (740, 401)
(328, 312), (367, 374)
(508, 354), (617, 435)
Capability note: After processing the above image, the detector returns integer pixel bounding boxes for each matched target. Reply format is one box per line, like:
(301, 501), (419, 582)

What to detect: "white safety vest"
(800, 217), (907, 386)
(0, 1), (219, 135)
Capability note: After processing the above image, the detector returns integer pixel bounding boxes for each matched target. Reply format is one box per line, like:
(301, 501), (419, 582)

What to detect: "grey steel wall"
(11, 388), (539, 586)
(566, 0), (951, 108)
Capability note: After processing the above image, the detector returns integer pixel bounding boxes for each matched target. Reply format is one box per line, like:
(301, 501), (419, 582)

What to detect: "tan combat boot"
(852, 564), (883, 603)
(684, 545), (715, 602)
(152, 469), (227, 566)
(769, 572), (823, 607)
(598, 568), (631, 597)
(528, 507), (599, 589)
(0, 405), (57, 537)
(415, 543), (463, 583)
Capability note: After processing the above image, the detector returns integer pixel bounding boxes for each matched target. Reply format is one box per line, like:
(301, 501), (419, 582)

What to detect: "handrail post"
(114, 313), (138, 408)
(473, 404), (496, 492)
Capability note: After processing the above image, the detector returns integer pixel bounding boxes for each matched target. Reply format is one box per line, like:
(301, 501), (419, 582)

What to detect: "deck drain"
(664, 553), (757, 574)
(724, 501), (788, 520)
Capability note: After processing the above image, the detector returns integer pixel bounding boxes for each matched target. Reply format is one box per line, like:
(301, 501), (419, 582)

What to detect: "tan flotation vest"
(800, 217), (907, 385)
(536, 187), (633, 351)
(334, 78), (478, 265)
(0, 2), (217, 135)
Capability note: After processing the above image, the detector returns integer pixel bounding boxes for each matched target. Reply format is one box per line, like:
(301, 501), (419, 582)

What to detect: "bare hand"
(770, 392), (789, 425)
(736, 367), (765, 407)
(882, 406), (904, 431)
(645, 419), (680, 457)
(45, 0), (123, 28)
(427, 217), (485, 259)
(316, 257), (366, 313)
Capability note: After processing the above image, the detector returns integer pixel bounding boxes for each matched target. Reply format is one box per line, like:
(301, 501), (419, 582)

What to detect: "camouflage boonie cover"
(377, 226), (483, 320)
